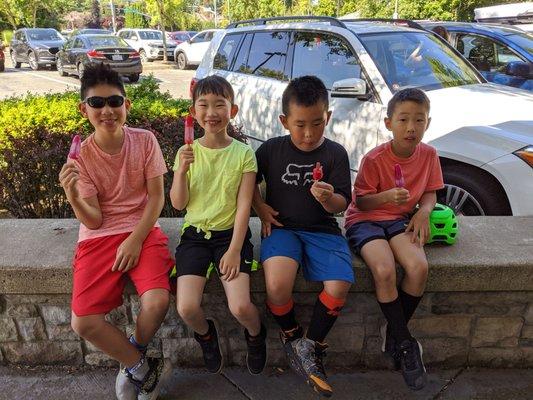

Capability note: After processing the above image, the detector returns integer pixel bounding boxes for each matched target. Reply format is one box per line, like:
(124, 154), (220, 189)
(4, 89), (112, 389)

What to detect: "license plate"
(112, 55), (122, 61)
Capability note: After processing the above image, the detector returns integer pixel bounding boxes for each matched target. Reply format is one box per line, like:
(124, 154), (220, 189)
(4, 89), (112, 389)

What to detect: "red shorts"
(72, 227), (174, 316)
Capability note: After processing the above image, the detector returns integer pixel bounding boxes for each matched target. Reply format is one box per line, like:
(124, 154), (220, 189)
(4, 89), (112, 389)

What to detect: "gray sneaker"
(292, 338), (333, 398)
(115, 366), (138, 400)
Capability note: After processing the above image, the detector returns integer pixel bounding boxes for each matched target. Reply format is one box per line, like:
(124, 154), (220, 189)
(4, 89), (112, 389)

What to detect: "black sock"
(399, 288), (423, 323)
(378, 297), (411, 343)
(306, 291), (344, 343)
(267, 300), (299, 332)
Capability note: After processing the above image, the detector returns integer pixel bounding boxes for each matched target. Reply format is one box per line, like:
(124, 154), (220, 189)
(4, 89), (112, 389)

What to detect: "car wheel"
(57, 58), (67, 76)
(129, 74), (140, 83)
(177, 52), (188, 70)
(139, 49), (148, 63)
(438, 164), (512, 216)
(28, 51), (40, 70)
(11, 51), (21, 68)
(77, 62), (85, 79)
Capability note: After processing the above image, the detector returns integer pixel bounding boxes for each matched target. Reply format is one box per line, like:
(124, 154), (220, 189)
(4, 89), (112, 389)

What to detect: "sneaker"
(380, 322), (400, 370)
(123, 356), (172, 400)
(115, 366), (138, 400)
(244, 323), (267, 375)
(279, 326), (304, 375)
(194, 319), (223, 374)
(292, 338), (333, 398)
(398, 338), (428, 391)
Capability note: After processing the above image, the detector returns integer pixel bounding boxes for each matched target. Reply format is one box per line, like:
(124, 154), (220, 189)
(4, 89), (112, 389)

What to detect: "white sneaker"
(115, 366), (138, 400)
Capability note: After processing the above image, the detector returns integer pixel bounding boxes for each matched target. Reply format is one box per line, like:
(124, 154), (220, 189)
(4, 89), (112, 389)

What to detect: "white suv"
(194, 17), (533, 216)
(174, 29), (221, 69)
(117, 28), (176, 62)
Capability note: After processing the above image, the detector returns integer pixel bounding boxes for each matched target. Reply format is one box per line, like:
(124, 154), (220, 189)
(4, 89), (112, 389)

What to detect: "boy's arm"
(252, 184), (283, 237)
(406, 190), (437, 247)
(356, 188), (409, 211)
(111, 175), (165, 272)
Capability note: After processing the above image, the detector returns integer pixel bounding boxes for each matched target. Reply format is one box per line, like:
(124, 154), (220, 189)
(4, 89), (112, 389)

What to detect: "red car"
(167, 31), (197, 45)
(0, 44), (5, 72)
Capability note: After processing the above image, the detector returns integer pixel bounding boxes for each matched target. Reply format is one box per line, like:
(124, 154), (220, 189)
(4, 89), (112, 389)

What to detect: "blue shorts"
(345, 218), (409, 255)
(260, 229), (355, 283)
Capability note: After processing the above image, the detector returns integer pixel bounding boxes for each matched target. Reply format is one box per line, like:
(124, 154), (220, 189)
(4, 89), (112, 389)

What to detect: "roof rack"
(341, 18), (426, 31)
(227, 15), (347, 29)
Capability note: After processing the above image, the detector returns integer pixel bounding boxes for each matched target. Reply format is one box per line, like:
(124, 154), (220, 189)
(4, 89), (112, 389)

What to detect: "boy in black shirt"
(253, 76), (354, 397)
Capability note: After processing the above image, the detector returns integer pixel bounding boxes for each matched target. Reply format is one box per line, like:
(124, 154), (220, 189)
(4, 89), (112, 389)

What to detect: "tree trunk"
(158, 0), (167, 62)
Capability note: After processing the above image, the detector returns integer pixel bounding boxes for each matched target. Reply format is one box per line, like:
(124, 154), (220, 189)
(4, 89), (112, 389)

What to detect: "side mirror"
(504, 61), (531, 79)
(331, 78), (370, 101)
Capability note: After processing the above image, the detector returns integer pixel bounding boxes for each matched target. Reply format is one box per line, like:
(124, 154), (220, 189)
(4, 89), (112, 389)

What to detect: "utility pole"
(393, 0), (399, 19)
(214, 0), (218, 28)
(110, 0), (117, 32)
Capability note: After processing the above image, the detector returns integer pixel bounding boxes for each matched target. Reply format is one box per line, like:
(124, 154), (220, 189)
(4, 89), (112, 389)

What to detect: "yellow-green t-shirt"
(173, 138), (257, 236)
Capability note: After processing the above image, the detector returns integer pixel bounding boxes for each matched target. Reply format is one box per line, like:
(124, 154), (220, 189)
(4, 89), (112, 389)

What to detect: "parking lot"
(0, 55), (195, 100)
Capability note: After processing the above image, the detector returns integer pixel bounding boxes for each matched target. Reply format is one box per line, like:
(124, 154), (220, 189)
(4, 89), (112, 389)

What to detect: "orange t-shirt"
(76, 126), (168, 242)
(344, 141), (444, 229)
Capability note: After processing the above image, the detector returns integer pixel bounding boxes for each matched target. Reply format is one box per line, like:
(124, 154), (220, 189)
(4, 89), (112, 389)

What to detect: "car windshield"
(506, 32), (533, 55)
(81, 29), (109, 35)
(171, 33), (191, 41)
(139, 31), (162, 40)
(87, 36), (128, 48)
(358, 31), (481, 92)
(28, 30), (62, 41)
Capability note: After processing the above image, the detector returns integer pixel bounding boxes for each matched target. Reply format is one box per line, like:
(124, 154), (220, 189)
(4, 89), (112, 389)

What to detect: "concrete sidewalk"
(1, 366), (532, 400)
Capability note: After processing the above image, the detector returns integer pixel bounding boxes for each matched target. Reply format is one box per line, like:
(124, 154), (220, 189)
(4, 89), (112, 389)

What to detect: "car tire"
(11, 51), (21, 68)
(176, 52), (188, 70)
(129, 74), (140, 83)
(28, 51), (40, 70)
(438, 163), (512, 216)
(139, 49), (148, 63)
(57, 58), (67, 76)
(77, 62), (85, 79)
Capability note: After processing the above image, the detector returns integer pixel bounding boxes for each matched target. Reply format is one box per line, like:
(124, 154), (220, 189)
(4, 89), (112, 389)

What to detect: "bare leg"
(176, 275), (209, 334)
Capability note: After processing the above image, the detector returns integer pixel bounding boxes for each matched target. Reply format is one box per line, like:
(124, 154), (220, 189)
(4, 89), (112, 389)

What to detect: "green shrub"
(0, 76), (247, 218)
(2, 30), (13, 47)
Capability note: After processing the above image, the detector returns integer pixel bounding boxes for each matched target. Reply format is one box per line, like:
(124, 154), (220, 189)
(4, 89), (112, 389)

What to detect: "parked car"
(167, 30), (198, 45)
(56, 34), (142, 82)
(116, 28), (176, 62)
(474, 2), (533, 33)
(0, 44), (5, 72)
(10, 28), (65, 70)
(174, 29), (221, 69)
(421, 21), (533, 91)
(195, 17), (533, 216)
(70, 28), (112, 36)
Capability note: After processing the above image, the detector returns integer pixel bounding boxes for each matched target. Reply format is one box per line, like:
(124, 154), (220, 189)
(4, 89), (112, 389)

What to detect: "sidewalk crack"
(433, 367), (465, 399)
(221, 371), (253, 400)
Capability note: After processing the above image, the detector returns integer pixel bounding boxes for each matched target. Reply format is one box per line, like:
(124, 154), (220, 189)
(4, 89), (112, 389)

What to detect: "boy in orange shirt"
(344, 88), (444, 391)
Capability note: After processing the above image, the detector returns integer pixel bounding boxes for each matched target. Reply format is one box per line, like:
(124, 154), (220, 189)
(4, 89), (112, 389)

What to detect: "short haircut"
(282, 75), (329, 116)
(80, 63), (126, 100)
(387, 88), (430, 118)
(192, 75), (234, 104)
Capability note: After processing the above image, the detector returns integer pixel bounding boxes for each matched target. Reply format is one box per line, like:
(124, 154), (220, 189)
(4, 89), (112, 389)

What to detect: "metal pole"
(393, 0), (399, 19)
(110, 0), (117, 33)
(214, 0), (218, 28)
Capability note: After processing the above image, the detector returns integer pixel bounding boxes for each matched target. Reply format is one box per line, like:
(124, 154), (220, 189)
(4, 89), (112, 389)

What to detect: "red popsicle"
(68, 134), (81, 160)
(184, 115), (194, 145)
(394, 163), (405, 188)
(313, 162), (323, 181)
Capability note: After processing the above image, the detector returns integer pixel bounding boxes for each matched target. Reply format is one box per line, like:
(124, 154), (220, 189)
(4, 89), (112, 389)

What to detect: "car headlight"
(514, 146), (533, 168)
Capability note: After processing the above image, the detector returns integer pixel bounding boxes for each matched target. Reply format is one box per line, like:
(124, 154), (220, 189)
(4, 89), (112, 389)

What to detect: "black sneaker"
(292, 338), (333, 398)
(380, 322), (400, 370)
(244, 323), (267, 375)
(194, 319), (223, 374)
(398, 338), (428, 391)
(279, 326), (304, 375)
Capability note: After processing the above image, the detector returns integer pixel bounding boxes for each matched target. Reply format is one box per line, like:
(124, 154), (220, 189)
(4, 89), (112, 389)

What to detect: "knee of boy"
(177, 303), (201, 321)
(405, 258), (429, 279)
(229, 302), (253, 321)
(71, 316), (97, 338)
(142, 292), (170, 314)
(373, 264), (396, 286)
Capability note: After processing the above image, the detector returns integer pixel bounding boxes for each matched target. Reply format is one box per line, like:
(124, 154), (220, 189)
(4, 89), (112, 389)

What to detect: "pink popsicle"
(68, 135), (81, 160)
(394, 163), (405, 188)
(184, 115), (194, 145)
(313, 162), (323, 181)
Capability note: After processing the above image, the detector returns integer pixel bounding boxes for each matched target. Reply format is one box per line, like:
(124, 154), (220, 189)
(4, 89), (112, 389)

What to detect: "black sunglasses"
(84, 95), (125, 108)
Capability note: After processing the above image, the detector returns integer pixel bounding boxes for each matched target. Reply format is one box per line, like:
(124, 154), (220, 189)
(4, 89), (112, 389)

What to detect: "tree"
(124, 2), (148, 28)
(88, 0), (101, 28)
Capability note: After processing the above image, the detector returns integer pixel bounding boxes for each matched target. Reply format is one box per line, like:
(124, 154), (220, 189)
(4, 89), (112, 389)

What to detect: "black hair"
(387, 88), (430, 118)
(282, 75), (329, 116)
(192, 75), (234, 104)
(80, 63), (126, 100)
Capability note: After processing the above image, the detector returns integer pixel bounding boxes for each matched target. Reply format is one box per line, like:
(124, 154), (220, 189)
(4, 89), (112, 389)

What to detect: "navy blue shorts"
(345, 218), (409, 255)
(260, 229), (355, 283)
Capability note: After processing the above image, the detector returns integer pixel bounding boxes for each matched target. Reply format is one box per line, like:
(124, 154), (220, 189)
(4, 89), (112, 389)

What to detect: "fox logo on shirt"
(281, 163), (315, 186)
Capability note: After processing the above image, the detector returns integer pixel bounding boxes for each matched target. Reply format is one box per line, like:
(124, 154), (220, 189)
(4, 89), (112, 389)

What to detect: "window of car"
(359, 31), (480, 92)
(73, 38), (85, 49)
(28, 29), (62, 41)
(291, 32), (362, 89)
(139, 30), (162, 40)
(456, 33), (525, 71)
(233, 31), (291, 81)
(191, 32), (207, 43)
(506, 32), (533, 54)
(87, 36), (128, 48)
(214, 33), (243, 70)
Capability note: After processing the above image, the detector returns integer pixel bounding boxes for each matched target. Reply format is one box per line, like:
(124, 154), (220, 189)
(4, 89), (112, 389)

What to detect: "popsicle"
(394, 163), (405, 188)
(68, 134), (81, 160)
(184, 115), (194, 145)
(312, 162), (323, 181)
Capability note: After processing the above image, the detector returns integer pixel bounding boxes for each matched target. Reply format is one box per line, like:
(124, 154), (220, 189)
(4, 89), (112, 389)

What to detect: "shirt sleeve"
(354, 156), (380, 197)
(242, 145), (258, 174)
(328, 144), (352, 206)
(76, 157), (98, 199)
(425, 147), (444, 192)
(144, 132), (168, 179)
(255, 142), (267, 184)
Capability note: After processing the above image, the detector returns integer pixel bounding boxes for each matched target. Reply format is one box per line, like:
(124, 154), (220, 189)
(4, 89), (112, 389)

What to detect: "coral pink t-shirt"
(76, 126), (167, 242)
(344, 141), (444, 229)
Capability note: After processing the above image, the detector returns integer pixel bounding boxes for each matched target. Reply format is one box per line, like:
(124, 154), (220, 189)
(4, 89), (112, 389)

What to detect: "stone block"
(46, 324), (80, 341)
(162, 338), (203, 366)
(155, 324), (186, 339)
(5, 304), (38, 318)
(327, 324), (365, 353)
(472, 317), (523, 347)
(85, 351), (118, 367)
(431, 292), (530, 316)
(525, 304), (533, 324)
(361, 336), (396, 369)
(105, 305), (129, 326)
(409, 316), (472, 338)
(0, 318), (18, 341)
(469, 347), (527, 368)
(420, 337), (468, 367)
(2, 341), (83, 365)
(519, 325), (533, 347)
(3, 294), (71, 305)
(16, 317), (47, 341)
(40, 305), (71, 325)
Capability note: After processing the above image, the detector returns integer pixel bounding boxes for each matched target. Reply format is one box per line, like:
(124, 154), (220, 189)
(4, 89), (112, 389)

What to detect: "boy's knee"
(177, 302), (201, 321)
(267, 281), (292, 303)
(143, 291), (170, 314)
(405, 258), (429, 279)
(229, 301), (253, 321)
(71, 316), (97, 339)
(372, 263), (396, 286)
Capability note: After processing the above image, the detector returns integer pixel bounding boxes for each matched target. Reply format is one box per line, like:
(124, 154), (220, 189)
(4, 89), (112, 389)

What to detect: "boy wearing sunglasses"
(59, 63), (173, 400)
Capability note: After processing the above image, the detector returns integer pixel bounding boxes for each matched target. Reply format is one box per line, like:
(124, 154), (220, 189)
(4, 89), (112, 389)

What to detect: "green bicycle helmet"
(428, 203), (458, 245)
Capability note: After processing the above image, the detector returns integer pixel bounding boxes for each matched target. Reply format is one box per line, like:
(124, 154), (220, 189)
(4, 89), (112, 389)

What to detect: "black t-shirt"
(256, 136), (352, 235)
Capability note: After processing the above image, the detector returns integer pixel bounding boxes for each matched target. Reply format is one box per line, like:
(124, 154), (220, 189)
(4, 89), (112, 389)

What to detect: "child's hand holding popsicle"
(177, 116), (195, 174)
(59, 135), (82, 199)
